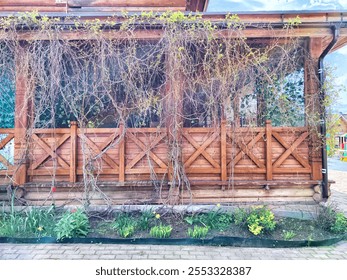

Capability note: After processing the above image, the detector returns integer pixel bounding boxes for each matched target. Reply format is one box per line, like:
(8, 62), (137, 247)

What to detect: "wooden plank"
(0, 129), (15, 134)
(265, 120), (273, 180)
(185, 167), (221, 174)
(181, 197), (315, 203)
(0, 0), (59, 5)
(189, 179), (320, 186)
(273, 167), (312, 173)
(125, 168), (168, 174)
(0, 6), (67, 11)
(13, 45), (29, 186)
(119, 124), (125, 182)
(70, 121), (77, 183)
(181, 188), (315, 198)
(28, 169), (70, 176)
(68, 0), (186, 7)
(229, 168), (266, 174)
(32, 129), (70, 134)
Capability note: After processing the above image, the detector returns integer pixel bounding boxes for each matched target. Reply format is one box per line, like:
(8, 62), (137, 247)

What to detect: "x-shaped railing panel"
(226, 132), (265, 169)
(126, 132), (167, 170)
(183, 130), (220, 169)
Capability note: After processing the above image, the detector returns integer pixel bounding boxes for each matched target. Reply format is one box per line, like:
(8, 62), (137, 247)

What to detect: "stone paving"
(0, 169), (346, 260)
(0, 242), (346, 260)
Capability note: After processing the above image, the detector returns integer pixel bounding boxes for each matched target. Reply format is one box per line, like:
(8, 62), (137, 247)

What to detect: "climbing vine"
(0, 12), (322, 205)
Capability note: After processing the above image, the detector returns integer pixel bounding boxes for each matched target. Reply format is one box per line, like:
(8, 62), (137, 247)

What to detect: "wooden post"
(69, 121), (77, 183)
(220, 120), (227, 185)
(305, 38), (323, 181)
(265, 120), (273, 181)
(13, 44), (29, 186)
(119, 122), (125, 182)
(164, 45), (184, 204)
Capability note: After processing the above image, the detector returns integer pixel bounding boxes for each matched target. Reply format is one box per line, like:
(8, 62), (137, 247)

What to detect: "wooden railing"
(1, 121), (313, 185)
(0, 128), (15, 177)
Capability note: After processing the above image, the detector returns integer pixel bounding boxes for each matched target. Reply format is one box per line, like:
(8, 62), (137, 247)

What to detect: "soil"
(88, 211), (342, 241)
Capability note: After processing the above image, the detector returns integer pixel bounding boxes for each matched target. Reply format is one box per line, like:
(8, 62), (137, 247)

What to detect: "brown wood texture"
(68, 0), (186, 7)
(13, 46), (30, 186)
(18, 123), (312, 182)
(0, 0), (59, 5)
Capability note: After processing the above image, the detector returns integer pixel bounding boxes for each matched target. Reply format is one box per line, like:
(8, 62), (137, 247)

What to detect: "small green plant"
(282, 230), (296, 240)
(137, 210), (154, 231)
(54, 209), (90, 240)
(330, 213), (347, 234)
(112, 213), (137, 237)
(187, 226), (209, 239)
(24, 206), (56, 237)
(315, 206), (347, 234)
(0, 207), (56, 237)
(0, 212), (26, 237)
(246, 206), (276, 236)
(199, 210), (233, 231)
(315, 206), (337, 230)
(184, 209), (232, 231)
(117, 225), (135, 238)
(233, 208), (248, 226)
(184, 214), (201, 226)
(149, 225), (172, 238)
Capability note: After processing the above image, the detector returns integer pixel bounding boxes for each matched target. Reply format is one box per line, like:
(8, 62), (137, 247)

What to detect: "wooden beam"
(265, 120), (273, 180)
(0, 0), (61, 5)
(220, 120), (227, 182)
(0, 27), (336, 42)
(13, 45), (29, 186)
(68, 0), (186, 7)
(70, 121), (77, 183)
(305, 37), (323, 180)
(118, 123), (125, 182)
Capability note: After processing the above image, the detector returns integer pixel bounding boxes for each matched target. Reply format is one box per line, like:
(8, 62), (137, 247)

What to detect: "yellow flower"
(155, 213), (161, 219)
(216, 203), (221, 208)
(37, 226), (43, 232)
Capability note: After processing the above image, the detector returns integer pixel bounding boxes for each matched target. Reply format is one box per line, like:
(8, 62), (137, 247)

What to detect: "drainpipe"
(318, 25), (339, 199)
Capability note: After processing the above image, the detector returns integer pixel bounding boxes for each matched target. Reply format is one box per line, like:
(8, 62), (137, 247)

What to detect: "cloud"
(337, 46), (347, 56)
(208, 0), (346, 11)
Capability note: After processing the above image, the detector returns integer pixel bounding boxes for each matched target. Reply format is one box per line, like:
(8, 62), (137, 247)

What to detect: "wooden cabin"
(1, 0), (347, 206)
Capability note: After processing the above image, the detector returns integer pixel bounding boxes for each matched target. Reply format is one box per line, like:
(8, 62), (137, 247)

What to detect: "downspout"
(318, 25), (340, 199)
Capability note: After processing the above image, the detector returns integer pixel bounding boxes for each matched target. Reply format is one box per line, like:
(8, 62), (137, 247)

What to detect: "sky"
(207, 0), (347, 113)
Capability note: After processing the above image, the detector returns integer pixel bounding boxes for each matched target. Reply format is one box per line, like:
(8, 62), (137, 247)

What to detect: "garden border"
(0, 235), (346, 248)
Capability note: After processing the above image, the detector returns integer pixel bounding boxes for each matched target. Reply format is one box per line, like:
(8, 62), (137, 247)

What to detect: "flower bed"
(0, 205), (346, 247)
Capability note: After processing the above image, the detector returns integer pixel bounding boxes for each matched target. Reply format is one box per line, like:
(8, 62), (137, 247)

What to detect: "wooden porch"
(0, 120), (323, 205)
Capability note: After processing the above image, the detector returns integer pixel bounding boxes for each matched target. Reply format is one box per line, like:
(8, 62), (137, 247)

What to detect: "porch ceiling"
(0, 0), (209, 12)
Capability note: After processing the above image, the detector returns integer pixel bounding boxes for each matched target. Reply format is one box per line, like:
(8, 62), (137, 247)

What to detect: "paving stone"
(2, 254), (19, 259)
(33, 254), (52, 260)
